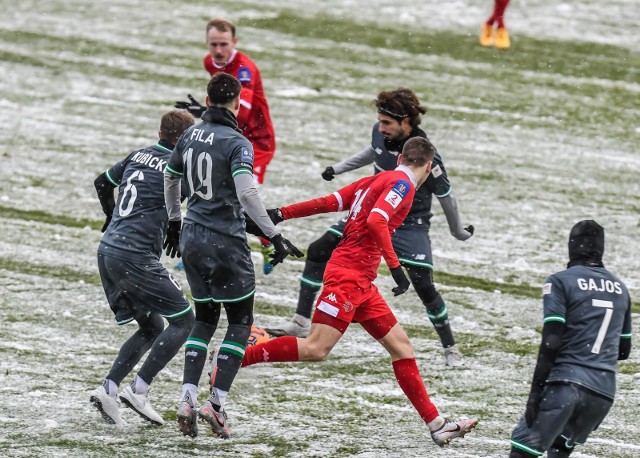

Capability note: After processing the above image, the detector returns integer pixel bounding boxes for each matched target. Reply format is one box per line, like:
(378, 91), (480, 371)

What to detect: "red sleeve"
(280, 194), (340, 220)
(279, 179), (364, 220)
(236, 86), (254, 128)
(367, 212), (400, 269)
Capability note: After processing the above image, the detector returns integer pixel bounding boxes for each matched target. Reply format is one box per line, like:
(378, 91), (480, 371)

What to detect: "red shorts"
(252, 147), (275, 185)
(312, 266), (396, 337)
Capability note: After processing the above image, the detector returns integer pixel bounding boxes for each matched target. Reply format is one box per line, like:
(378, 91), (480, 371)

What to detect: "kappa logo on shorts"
(343, 301), (353, 313)
(238, 66), (252, 82)
(324, 293), (337, 303)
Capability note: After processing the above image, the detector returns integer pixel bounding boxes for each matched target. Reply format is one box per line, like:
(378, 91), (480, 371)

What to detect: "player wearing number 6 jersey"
(164, 73), (302, 439)
(510, 220), (632, 458)
(90, 109), (195, 427)
(242, 137), (478, 448)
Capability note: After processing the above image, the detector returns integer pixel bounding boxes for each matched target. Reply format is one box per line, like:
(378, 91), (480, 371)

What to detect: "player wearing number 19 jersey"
(510, 220), (632, 458)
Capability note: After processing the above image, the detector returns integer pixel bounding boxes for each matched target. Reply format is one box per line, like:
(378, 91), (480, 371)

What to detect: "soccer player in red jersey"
(177, 17), (278, 273)
(242, 137), (478, 447)
(480, 0), (511, 49)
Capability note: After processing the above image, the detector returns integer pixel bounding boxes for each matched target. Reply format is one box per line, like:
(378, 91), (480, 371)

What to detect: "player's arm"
(162, 159), (183, 258)
(619, 297), (632, 360)
(277, 180), (360, 220)
(322, 146), (375, 181)
(234, 172), (278, 239)
(524, 278), (566, 426)
(367, 180), (413, 295)
(235, 86), (254, 128)
(438, 192), (474, 240)
(94, 167), (120, 232)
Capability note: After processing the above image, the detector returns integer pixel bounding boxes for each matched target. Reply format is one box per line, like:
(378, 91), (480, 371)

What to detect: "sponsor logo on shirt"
(431, 164), (442, 178)
(238, 66), (252, 82)
(542, 283), (552, 295)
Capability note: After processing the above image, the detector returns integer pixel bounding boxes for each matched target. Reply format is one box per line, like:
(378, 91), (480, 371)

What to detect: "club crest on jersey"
(238, 66), (252, 82)
(542, 283), (552, 295)
(431, 164), (442, 178)
(384, 179), (410, 209)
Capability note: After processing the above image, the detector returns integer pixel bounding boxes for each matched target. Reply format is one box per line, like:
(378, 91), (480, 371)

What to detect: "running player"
(176, 17), (277, 274)
(165, 73), (302, 439)
(266, 88), (474, 367)
(510, 220), (632, 457)
(480, 0), (511, 49)
(243, 137), (478, 447)
(90, 109), (196, 426)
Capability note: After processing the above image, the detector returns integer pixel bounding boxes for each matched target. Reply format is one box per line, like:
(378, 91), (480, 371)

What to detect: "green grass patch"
(0, 205), (100, 230)
(0, 257), (100, 285)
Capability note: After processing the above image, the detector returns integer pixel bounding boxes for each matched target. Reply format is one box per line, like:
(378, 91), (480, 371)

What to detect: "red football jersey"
(203, 50), (276, 154)
(281, 167), (416, 280)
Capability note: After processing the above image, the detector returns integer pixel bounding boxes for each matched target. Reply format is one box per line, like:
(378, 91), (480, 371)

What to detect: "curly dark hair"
(374, 88), (427, 129)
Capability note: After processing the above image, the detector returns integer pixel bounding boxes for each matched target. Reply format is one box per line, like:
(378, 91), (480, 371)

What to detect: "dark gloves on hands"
(101, 214), (112, 233)
(267, 208), (284, 225)
(321, 166), (335, 181)
(269, 233), (304, 266)
(175, 94), (206, 119)
(244, 212), (268, 238)
(163, 220), (182, 258)
(524, 385), (544, 427)
(465, 225), (474, 236)
(390, 266), (410, 296)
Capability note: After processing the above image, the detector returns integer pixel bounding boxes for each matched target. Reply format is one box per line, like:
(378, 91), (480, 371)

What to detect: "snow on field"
(0, 1), (638, 457)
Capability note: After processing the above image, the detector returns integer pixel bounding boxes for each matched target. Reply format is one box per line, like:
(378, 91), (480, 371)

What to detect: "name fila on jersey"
(190, 128), (214, 145)
(131, 151), (167, 171)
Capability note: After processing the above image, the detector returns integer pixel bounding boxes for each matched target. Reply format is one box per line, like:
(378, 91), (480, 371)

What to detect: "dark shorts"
(327, 216), (433, 269)
(97, 253), (191, 325)
(510, 383), (613, 456)
(180, 223), (255, 304)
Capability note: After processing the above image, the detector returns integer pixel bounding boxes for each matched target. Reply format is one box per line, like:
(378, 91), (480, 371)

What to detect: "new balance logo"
(325, 293), (337, 302)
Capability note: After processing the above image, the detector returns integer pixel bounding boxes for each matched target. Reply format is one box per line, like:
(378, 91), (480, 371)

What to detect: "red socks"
(392, 358), (439, 424)
(242, 336), (299, 367)
(486, 0), (510, 28)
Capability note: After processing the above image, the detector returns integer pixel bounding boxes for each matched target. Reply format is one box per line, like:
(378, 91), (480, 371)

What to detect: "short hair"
(206, 17), (236, 36)
(400, 137), (436, 167)
(160, 109), (195, 143)
(568, 220), (605, 262)
(207, 73), (242, 106)
(375, 88), (427, 129)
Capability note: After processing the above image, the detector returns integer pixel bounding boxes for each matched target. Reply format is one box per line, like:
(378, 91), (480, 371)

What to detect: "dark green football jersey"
(543, 264), (632, 399)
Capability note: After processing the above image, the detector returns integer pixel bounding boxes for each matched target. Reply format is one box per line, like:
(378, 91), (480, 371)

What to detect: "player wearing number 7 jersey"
(510, 220), (632, 458)
(242, 137), (478, 447)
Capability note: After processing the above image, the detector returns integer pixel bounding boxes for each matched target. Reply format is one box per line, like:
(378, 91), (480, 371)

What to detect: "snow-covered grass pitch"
(0, 1), (638, 457)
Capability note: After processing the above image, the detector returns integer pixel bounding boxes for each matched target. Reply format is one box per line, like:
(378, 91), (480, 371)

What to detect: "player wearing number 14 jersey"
(510, 220), (632, 458)
(242, 137), (478, 447)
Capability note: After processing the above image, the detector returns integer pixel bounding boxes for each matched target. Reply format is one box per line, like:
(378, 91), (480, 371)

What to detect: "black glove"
(164, 220), (182, 258)
(524, 385), (543, 427)
(390, 266), (410, 296)
(101, 214), (112, 233)
(243, 212), (268, 238)
(269, 234), (304, 266)
(266, 208), (284, 225)
(465, 225), (474, 236)
(321, 166), (335, 181)
(175, 94), (206, 118)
